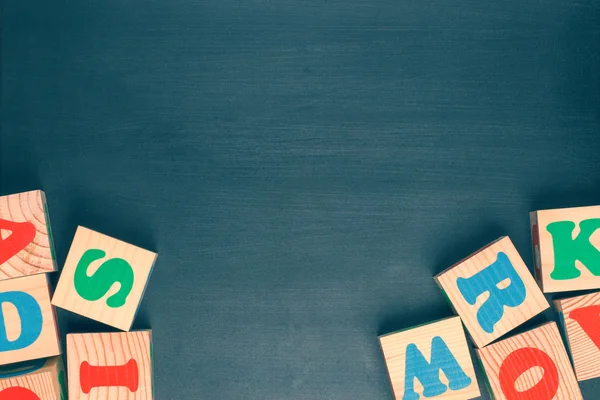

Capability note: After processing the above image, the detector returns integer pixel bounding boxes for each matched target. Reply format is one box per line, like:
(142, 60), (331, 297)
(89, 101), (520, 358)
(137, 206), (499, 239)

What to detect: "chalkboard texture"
(1, 0), (599, 399)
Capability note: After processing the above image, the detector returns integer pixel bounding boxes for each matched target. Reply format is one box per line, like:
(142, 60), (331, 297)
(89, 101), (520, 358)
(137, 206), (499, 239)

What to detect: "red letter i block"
(0, 356), (66, 400)
(554, 291), (600, 381)
(0, 190), (57, 280)
(477, 322), (582, 400)
(67, 331), (153, 400)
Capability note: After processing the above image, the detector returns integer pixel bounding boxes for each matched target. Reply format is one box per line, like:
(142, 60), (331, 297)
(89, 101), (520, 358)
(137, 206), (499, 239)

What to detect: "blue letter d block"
(457, 252), (526, 334)
(0, 291), (43, 352)
(403, 336), (471, 400)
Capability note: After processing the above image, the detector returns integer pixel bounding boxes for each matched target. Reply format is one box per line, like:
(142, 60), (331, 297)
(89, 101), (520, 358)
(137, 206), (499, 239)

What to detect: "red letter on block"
(0, 387), (40, 400)
(80, 359), (139, 394)
(0, 219), (36, 265)
(499, 347), (559, 400)
(570, 304), (600, 349)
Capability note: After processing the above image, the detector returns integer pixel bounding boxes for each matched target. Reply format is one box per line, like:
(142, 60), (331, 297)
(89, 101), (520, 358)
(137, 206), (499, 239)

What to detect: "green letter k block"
(547, 219), (600, 280)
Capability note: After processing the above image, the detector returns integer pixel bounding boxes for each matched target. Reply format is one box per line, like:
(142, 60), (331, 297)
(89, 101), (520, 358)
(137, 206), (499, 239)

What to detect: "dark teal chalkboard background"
(1, 1), (599, 399)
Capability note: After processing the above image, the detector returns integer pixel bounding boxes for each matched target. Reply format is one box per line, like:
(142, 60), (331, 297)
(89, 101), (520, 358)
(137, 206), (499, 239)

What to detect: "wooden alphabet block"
(67, 331), (153, 400)
(531, 205), (600, 293)
(477, 322), (582, 400)
(0, 274), (61, 365)
(0, 356), (66, 400)
(52, 226), (157, 331)
(0, 190), (57, 280)
(434, 236), (549, 348)
(554, 291), (600, 381)
(378, 316), (480, 400)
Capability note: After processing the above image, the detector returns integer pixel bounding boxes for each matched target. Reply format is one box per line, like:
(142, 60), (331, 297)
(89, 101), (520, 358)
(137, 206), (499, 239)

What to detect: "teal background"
(1, 0), (599, 398)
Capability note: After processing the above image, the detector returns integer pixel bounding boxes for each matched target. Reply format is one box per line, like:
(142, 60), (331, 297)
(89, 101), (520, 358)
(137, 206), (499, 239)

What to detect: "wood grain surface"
(435, 236), (548, 348)
(0, 274), (61, 365)
(0, 190), (56, 280)
(533, 206), (600, 293)
(555, 292), (600, 381)
(379, 316), (480, 399)
(52, 226), (157, 331)
(477, 322), (582, 400)
(0, 357), (65, 400)
(1, 0), (599, 398)
(67, 331), (152, 400)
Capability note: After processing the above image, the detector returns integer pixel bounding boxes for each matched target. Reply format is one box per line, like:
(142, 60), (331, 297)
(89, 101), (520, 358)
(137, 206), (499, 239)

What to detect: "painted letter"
(0, 387), (40, 400)
(80, 359), (139, 393)
(457, 252), (526, 333)
(74, 249), (134, 308)
(0, 219), (36, 265)
(570, 304), (600, 349)
(0, 291), (42, 352)
(403, 336), (471, 400)
(547, 219), (600, 280)
(499, 347), (558, 400)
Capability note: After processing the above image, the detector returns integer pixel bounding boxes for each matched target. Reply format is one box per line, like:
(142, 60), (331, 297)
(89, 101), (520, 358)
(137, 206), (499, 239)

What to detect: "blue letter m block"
(403, 336), (471, 400)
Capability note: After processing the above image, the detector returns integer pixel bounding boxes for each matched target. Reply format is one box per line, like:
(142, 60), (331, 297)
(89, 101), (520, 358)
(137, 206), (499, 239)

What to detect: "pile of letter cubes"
(380, 206), (600, 399)
(4, 187), (600, 400)
(0, 190), (156, 399)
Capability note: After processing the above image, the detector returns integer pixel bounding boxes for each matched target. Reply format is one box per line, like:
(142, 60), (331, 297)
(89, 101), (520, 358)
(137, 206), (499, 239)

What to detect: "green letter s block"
(547, 219), (600, 280)
(74, 249), (135, 308)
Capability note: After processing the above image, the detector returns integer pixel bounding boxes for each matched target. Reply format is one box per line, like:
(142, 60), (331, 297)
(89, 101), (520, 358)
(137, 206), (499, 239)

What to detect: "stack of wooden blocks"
(0, 190), (157, 399)
(380, 206), (600, 399)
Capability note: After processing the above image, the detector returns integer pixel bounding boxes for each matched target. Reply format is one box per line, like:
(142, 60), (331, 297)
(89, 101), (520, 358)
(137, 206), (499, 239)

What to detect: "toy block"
(531, 205), (600, 293)
(67, 331), (153, 400)
(0, 356), (66, 400)
(554, 291), (600, 381)
(0, 274), (61, 365)
(477, 322), (582, 400)
(434, 236), (549, 348)
(52, 226), (157, 331)
(378, 316), (480, 400)
(0, 190), (57, 280)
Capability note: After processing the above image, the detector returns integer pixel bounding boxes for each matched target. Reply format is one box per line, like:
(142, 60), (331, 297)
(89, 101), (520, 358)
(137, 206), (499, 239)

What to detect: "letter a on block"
(531, 205), (600, 292)
(52, 226), (157, 331)
(457, 252), (526, 334)
(0, 190), (57, 280)
(0, 220), (36, 266)
(554, 292), (600, 381)
(477, 322), (583, 400)
(379, 316), (480, 400)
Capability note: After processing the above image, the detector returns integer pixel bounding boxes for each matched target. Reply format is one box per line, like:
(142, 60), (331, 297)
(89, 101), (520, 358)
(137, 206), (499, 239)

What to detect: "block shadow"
(429, 222), (508, 276)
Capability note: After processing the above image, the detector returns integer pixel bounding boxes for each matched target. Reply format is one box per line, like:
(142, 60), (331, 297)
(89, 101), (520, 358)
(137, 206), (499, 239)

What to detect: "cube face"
(0, 190), (57, 280)
(435, 236), (549, 348)
(379, 316), (480, 400)
(0, 356), (66, 400)
(554, 292), (600, 381)
(0, 274), (61, 365)
(52, 226), (157, 331)
(67, 331), (153, 400)
(477, 322), (582, 400)
(532, 205), (600, 293)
